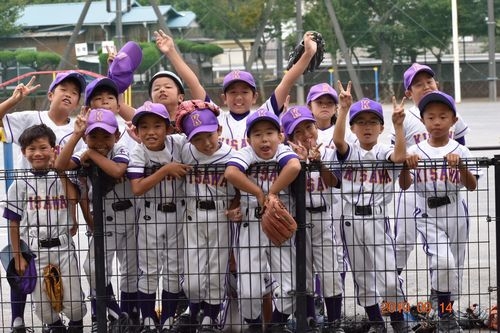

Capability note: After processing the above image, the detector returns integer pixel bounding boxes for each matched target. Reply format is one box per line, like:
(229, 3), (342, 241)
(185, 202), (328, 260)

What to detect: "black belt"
(355, 205), (372, 216)
(112, 200), (133, 212)
(427, 196), (451, 209)
(145, 201), (177, 213)
(39, 238), (61, 248)
(198, 200), (216, 210)
(306, 206), (327, 213)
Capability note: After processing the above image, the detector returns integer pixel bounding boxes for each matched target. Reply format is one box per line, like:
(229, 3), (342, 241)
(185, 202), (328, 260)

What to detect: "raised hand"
(337, 80), (352, 111)
(308, 142), (323, 162)
(303, 31), (318, 55)
(106, 45), (117, 64)
(287, 141), (308, 161)
(74, 107), (89, 137)
(392, 96), (406, 126)
(12, 76), (40, 102)
(154, 29), (175, 55)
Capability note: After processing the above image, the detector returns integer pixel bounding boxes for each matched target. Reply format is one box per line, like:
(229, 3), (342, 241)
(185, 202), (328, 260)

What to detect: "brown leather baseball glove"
(261, 194), (297, 246)
(43, 264), (63, 313)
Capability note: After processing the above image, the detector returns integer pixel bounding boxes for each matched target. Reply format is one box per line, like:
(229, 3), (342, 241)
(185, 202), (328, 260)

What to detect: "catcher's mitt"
(260, 194), (297, 246)
(43, 264), (63, 313)
(286, 31), (325, 73)
(489, 305), (498, 330)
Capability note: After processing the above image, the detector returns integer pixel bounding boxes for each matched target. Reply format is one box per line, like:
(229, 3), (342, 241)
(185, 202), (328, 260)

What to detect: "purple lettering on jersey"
(188, 172), (227, 187)
(343, 167), (392, 184)
(306, 176), (328, 193)
(28, 195), (66, 211)
(412, 133), (428, 144)
(414, 167), (461, 185)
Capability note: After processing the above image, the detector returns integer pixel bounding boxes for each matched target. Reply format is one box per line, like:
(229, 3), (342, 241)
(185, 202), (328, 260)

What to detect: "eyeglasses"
(352, 119), (381, 126)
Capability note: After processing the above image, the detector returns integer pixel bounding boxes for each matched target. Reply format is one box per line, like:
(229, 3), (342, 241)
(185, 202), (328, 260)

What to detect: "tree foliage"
(0, 0), (28, 36)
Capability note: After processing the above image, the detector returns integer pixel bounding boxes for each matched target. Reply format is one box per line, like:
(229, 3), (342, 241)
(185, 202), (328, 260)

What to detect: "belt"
(112, 199), (133, 212)
(427, 196), (451, 209)
(39, 238), (61, 248)
(145, 201), (177, 213)
(354, 205), (372, 216)
(198, 200), (216, 210)
(306, 205), (327, 213)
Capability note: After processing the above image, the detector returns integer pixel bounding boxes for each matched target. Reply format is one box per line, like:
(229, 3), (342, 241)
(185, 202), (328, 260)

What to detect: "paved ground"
(0, 98), (497, 332)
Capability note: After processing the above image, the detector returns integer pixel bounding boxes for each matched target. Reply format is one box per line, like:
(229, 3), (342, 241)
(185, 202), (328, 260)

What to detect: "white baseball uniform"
(127, 134), (186, 294)
(73, 142), (139, 295)
(2, 111), (86, 169)
(227, 144), (298, 320)
(181, 142), (234, 306)
(2, 170), (87, 324)
(304, 146), (343, 298)
(390, 105), (470, 269)
(337, 143), (406, 307)
(407, 140), (480, 296)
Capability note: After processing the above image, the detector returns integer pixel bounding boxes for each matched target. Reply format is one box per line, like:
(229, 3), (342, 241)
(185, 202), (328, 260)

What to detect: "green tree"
(0, 0), (27, 36)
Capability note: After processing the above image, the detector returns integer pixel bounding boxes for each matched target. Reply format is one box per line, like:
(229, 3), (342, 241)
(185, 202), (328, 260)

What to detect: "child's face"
(290, 120), (318, 150)
(421, 103), (457, 140)
(406, 72), (438, 105)
(135, 114), (169, 151)
(84, 128), (119, 156)
(247, 121), (283, 160)
(48, 80), (81, 115)
(22, 137), (54, 170)
(221, 82), (258, 114)
(89, 90), (119, 113)
(309, 95), (337, 123)
(190, 128), (221, 156)
(150, 76), (184, 111)
(350, 112), (383, 148)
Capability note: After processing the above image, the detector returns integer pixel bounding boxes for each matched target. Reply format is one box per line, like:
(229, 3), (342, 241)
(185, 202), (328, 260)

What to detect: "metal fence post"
(293, 162), (307, 332)
(90, 164), (108, 333)
(494, 155), (500, 333)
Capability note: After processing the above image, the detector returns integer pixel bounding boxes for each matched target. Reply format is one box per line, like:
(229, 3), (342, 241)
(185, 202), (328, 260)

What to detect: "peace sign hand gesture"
(337, 80), (352, 113)
(392, 96), (406, 127)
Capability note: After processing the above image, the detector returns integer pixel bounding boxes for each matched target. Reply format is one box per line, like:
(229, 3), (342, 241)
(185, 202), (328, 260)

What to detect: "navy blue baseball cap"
(418, 91), (456, 116)
(85, 77), (119, 106)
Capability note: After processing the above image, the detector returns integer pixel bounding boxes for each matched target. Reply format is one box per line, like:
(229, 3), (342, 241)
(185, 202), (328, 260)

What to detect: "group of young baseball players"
(0, 29), (480, 333)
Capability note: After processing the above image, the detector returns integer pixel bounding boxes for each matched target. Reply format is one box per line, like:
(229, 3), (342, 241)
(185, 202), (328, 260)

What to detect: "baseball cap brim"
(404, 66), (435, 90)
(131, 110), (170, 127)
(186, 124), (219, 141)
(0, 241), (30, 271)
(285, 117), (316, 137)
(49, 72), (86, 94)
(306, 91), (338, 105)
(349, 110), (384, 125)
(85, 123), (118, 135)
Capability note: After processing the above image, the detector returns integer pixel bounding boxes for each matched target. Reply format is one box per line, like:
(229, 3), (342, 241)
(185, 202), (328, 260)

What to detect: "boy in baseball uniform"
(225, 109), (301, 333)
(391, 63), (470, 274)
(0, 71), (86, 332)
(127, 101), (191, 332)
(55, 107), (138, 332)
(3, 124), (86, 333)
(176, 100), (239, 332)
(399, 91), (479, 333)
(281, 105), (344, 333)
(333, 82), (409, 333)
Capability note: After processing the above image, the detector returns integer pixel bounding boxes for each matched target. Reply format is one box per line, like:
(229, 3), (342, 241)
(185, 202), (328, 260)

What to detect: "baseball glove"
(489, 305), (498, 330)
(260, 194), (297, 246)
(43, 264), (63, 313)
(286, 31), (325, 73)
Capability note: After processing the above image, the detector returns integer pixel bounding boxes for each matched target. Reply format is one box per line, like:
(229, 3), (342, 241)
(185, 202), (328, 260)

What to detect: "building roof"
(16, 1), (195, 29)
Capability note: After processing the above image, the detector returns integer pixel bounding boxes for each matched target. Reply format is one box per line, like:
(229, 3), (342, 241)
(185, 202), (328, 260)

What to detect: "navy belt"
(354, 205), (372, 216)
(427, 196), (451, 209)
(306, 205), (327, 213)
(39, 238), (61, 248)
(198, 200), (216, 210)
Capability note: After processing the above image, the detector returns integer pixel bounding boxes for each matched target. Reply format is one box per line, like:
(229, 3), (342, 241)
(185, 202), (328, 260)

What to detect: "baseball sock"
(120, 291), (139, 316)
(10, 288), (27, 326)
(202, 301), (221, 322)
(306, 295), (316, 319)
(271, 309), (290, 325)
(436, 290), (452, 317)
(138, 291), (157, 324)
(68, 319), (83, 328)
(325, 294), (343, 322)
(161, 290), (179, 325)
(106, 284), (122, 319)
(365, 304), (384, 322)
(189, 302), (201, 322)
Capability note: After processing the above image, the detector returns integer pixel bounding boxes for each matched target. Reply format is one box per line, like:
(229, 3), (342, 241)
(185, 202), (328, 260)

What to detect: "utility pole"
(487, 0), (497, 101)
(295, 0), (305, 105)
(115, 0), (124, 48)
(57, 0), (92, 70)
(323, 0), (363, 99)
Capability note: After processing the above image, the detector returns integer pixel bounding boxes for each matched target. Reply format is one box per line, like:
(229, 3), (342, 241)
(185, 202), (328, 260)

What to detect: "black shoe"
(197, 325), (221, 333)
(265, 324), (292, 333)
(243, 324), (263, 333)
(109, 313), (133, 333)
(171, 313), (197, 333)
(11, 325), (34, 333)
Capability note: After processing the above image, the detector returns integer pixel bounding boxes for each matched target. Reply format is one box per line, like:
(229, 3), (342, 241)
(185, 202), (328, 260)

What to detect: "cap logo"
(290, 107), (302, 119)
(143, 101), (152, 111)
(190, 113), (202, 127)
(321, 83), (329, 92)
(231, 70), (241, 79)
(256, 108), (267, 117)
(94, 110), (104, 122)
(361, 99), (371, 110)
